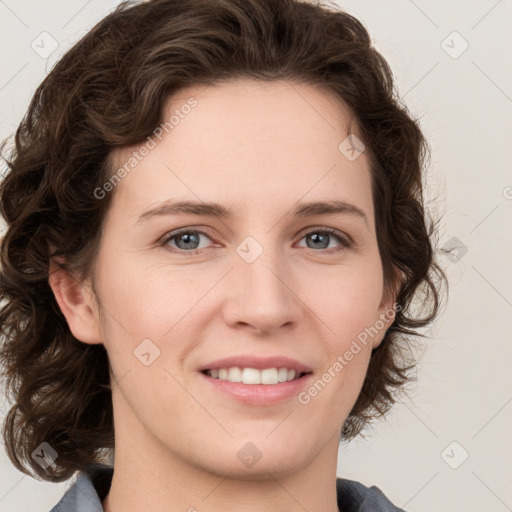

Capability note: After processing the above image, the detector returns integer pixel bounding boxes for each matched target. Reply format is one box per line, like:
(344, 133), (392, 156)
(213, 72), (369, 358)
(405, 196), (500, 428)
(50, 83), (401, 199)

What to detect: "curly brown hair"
(0, 0), (446, 482)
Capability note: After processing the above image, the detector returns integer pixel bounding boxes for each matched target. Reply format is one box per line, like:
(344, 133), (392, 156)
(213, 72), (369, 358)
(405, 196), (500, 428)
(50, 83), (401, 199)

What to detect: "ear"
(48, 257), (103, 345)
(372, 267), (403, 350)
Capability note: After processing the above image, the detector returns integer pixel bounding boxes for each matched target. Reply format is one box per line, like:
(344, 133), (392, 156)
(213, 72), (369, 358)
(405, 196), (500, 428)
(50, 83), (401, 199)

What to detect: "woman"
(0, 0), (446, 510)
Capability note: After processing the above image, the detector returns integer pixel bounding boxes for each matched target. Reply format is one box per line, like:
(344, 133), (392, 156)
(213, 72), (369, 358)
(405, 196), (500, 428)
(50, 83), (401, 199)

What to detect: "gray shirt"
(49, 465), (406, 512)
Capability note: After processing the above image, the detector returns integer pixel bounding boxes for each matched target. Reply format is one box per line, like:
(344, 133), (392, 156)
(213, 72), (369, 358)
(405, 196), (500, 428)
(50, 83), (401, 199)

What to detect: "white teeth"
(261, 368), (278, 385)
(278, 367), (289, 382)
(206, 366), (302, 384)
(242, 367), (261, 384)
(228, 367), (243, 383)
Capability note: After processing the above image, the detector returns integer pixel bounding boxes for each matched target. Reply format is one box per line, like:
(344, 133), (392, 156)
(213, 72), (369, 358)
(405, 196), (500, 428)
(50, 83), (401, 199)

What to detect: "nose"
(222, 243), (302, 336)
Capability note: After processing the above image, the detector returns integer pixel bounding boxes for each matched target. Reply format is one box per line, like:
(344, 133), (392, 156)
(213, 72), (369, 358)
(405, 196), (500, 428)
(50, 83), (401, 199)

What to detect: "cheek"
(301, 279), (380, 418)
(96, 255), (193, 338)
(308, 260), (384, 340)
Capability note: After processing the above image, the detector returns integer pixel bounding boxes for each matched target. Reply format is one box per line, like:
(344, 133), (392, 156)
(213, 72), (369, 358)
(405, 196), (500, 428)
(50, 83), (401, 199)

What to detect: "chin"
(191, 438), (315, 480)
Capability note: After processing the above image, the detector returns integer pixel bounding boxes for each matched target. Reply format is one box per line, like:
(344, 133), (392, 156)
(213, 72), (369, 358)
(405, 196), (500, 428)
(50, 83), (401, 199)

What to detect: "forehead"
(160, 78), (360, 150)
(106, 79), (373, 225)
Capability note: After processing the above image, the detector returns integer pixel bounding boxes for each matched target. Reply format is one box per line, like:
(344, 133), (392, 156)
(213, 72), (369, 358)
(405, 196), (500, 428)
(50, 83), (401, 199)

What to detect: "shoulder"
(336, 478), (407, 512)
(48, 465), (113, 512)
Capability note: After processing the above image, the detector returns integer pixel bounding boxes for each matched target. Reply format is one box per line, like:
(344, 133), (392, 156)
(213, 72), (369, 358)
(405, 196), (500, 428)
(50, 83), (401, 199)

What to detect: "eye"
(296, 227), (352, 254)
(160, 228), (215, 254)
(159, 226), (353, 255)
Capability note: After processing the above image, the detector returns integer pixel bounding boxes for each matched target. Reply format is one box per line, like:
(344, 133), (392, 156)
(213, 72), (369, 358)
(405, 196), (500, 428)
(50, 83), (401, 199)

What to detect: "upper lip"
(199, 355), (312, 374)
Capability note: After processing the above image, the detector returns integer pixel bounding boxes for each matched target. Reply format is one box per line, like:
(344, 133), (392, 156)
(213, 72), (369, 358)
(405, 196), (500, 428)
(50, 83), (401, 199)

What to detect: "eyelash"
(159, 226), (353, 255)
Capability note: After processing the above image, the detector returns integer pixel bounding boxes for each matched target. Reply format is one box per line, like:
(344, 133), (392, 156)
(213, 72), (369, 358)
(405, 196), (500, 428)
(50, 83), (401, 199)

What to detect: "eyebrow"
(136, 199), (369, 227)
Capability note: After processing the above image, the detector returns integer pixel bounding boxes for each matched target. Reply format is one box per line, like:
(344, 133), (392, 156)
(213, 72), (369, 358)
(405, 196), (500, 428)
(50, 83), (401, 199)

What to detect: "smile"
(199, 370), (313, 406)
(203, 367), (307, 384)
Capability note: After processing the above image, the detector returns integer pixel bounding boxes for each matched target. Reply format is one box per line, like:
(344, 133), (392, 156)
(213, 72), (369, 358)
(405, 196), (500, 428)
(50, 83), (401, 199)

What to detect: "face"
(78, 79), (396, 478)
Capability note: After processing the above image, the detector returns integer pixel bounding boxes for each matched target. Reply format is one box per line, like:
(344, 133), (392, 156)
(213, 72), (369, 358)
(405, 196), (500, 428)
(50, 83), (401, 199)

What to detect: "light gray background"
(0, 1), (511, 511)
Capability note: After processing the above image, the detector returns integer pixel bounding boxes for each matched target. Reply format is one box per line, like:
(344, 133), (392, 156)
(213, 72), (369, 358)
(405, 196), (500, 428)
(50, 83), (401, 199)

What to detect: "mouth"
(197, 356), (313, 405)
(201, 367), (310, 384)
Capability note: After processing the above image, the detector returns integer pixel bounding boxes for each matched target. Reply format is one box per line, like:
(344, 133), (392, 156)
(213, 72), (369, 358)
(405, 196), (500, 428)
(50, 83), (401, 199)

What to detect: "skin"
(49, 79), (397, 512)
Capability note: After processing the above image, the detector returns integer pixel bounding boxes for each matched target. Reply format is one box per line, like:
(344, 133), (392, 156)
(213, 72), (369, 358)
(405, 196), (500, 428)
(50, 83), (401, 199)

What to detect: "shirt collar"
(49, 465), (112, 512)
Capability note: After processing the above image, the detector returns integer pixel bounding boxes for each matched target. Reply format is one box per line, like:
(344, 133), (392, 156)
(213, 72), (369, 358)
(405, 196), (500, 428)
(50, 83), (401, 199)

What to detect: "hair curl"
(0, 0), (447, 482)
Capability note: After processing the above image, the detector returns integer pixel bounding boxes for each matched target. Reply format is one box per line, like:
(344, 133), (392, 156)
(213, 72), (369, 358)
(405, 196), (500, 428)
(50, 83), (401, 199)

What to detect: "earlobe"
(48, 259), (103, 345)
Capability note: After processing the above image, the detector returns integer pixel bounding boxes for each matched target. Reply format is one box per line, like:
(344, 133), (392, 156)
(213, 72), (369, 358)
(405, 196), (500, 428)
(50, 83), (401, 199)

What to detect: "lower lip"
(199, 372), (313, 406)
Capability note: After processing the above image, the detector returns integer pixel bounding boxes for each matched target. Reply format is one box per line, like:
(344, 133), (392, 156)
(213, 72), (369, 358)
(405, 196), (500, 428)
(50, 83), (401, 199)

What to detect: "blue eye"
(298, 228), (352, 254)
(161, 230), (213, 253)
(160, 227), (352, 255)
